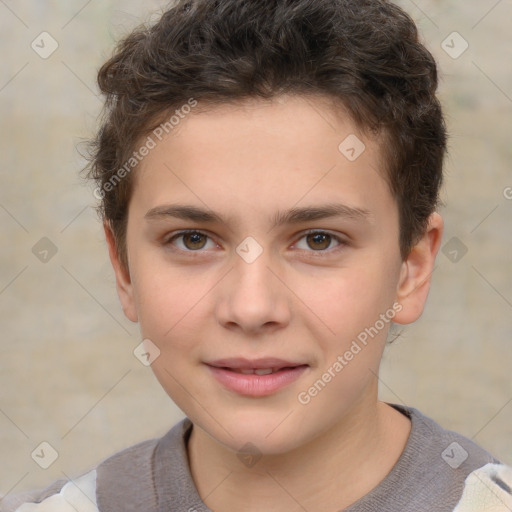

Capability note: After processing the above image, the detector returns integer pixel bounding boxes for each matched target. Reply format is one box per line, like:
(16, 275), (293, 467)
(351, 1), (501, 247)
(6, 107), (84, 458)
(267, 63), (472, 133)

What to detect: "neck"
(187, 397), (411, 512)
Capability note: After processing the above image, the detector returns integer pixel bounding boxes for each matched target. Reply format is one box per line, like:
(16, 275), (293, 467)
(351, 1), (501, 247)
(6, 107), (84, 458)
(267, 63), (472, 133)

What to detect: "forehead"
(131, 94), (396, 226)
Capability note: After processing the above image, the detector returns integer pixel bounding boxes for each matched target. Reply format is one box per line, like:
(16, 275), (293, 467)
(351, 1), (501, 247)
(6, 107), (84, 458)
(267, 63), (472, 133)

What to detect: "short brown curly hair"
(83, 0), (446, 270)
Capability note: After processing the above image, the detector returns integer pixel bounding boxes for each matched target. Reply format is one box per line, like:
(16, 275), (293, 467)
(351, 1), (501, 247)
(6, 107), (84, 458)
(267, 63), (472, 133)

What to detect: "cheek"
(129, 257), (212, 349)
(299, 263), (398, 341)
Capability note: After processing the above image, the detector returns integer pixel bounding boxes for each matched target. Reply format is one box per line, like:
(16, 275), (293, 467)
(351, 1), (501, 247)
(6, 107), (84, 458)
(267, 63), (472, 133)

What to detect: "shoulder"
(0, 470), (97, 512)
(385, 404), (512, 511)
(453, 462), (512, 511)
(0, 421), (188, 512)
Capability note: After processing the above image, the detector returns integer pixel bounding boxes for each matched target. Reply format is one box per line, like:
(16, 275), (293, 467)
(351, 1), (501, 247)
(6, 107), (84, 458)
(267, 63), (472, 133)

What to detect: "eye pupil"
(184, 232), (207, 250)
(307, 232), (331, 250)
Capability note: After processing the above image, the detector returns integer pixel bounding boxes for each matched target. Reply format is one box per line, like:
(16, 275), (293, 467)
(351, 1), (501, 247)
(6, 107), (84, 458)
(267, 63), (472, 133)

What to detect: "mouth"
(204, 358), (309, 396)
(220, 367), (298, 375)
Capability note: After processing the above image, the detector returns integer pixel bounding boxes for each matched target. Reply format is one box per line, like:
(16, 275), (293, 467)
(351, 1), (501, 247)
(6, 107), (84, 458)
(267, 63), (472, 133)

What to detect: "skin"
(105, 94), (443, 511)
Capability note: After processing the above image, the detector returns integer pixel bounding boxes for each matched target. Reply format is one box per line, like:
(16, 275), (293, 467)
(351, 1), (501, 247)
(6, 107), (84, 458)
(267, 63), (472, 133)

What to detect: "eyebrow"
(144, 203), (373, 228)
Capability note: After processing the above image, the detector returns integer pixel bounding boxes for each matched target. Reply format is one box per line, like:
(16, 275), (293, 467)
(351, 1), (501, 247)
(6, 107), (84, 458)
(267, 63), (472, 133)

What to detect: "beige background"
(1, 0), (511, 496)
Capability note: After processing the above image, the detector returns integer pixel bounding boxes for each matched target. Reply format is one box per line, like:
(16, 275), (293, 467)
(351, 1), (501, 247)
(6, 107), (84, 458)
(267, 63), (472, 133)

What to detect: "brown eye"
(294, 230), (344, 254)
(306, 232), (333, 250)
(182, 232), (207, 250)
(167, 231), (214, 251)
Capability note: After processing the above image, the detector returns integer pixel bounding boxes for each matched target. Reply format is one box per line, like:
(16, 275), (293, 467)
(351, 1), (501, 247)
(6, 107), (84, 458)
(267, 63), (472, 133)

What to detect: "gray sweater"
(2, 404), (512, 511)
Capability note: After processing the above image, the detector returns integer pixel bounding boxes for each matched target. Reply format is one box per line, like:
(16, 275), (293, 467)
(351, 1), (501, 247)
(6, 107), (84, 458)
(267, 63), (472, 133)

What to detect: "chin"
(195, 406), (317, 456)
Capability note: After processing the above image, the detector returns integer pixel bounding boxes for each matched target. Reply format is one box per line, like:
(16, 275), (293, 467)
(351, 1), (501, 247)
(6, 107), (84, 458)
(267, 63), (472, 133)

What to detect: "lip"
(206, 357), (306, 370)
(205, 358), (309, 397)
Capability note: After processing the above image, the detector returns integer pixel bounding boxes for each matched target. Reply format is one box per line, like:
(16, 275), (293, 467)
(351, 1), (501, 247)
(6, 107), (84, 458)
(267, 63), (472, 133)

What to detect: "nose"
(215, 248), (291, 335)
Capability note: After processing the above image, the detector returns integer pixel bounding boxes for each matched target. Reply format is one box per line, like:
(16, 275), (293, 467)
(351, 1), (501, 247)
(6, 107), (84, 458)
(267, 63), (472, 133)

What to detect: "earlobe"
(103, 221), (139, 323)
(393, 213), (444, 325)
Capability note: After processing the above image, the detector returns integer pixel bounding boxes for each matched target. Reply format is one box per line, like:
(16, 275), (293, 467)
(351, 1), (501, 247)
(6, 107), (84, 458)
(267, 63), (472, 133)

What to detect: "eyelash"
(163, 229), (347, 257)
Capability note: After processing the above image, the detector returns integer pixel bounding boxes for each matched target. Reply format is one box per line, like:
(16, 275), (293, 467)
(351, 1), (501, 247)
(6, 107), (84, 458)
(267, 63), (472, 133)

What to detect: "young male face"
(106, 94), (442, 455)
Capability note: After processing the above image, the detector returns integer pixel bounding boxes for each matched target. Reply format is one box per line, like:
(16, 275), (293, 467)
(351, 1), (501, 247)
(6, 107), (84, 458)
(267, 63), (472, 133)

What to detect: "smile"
(232, 367), (283, 375)
(205, 358), (309, 396)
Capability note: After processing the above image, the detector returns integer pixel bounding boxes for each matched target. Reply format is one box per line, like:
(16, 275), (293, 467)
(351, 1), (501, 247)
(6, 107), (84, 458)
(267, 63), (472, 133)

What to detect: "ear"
(103, 221), (138, 323)
(393, 212), (443, 325)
